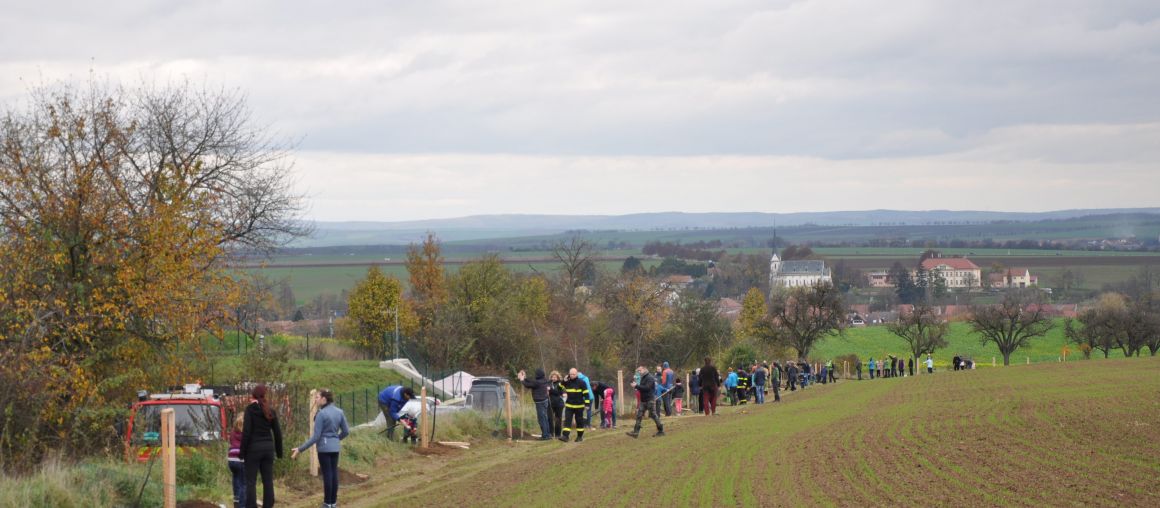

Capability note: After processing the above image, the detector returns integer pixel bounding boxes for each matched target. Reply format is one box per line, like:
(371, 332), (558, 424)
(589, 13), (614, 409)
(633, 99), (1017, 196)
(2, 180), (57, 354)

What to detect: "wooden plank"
(308, 389), (319, 476)
(504, 383), (513, 441)
(161, 408), (176, 508)
(421, 386), (429, 448)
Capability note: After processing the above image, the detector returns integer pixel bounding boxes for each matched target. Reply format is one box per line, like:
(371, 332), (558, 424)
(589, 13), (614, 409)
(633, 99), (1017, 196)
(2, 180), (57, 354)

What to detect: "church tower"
(769, 227), (781, 288)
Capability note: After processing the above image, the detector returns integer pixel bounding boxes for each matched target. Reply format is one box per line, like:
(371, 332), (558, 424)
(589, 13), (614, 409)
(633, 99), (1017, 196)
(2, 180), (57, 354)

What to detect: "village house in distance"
(866, 254), (1039, 290)
(920, 257), (981, 288)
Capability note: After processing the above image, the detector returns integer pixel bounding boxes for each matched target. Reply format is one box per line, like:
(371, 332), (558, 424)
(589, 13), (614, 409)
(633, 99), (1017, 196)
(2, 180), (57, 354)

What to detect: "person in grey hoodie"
(291, 389), (350, 508)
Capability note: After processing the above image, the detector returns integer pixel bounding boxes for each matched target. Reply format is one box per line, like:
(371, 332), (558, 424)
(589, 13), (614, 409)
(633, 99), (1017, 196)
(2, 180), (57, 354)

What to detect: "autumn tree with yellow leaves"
(346, 266), (417, 359)
(0, 80), (306, 469)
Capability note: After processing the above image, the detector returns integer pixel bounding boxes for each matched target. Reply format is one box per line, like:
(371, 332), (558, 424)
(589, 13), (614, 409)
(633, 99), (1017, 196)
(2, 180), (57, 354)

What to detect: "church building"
(769, 250), (832, 289)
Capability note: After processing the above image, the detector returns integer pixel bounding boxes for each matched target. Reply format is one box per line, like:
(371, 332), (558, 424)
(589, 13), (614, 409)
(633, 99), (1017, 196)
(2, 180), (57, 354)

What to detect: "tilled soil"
(292, 358), (1160, 507)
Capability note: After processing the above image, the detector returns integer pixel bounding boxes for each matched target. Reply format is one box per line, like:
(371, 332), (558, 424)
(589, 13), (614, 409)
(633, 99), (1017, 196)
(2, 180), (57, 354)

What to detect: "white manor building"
(769, 251), (832, 289)
(919, 257), (982, 289)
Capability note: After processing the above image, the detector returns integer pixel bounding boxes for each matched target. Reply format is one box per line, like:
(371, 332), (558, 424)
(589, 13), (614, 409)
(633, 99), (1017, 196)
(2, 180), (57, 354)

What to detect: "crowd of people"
(228, 352), (972, 506)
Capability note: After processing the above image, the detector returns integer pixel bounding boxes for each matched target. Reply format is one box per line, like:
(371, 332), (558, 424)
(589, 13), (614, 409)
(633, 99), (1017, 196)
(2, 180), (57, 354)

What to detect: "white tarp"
(435, 371), (476, 398)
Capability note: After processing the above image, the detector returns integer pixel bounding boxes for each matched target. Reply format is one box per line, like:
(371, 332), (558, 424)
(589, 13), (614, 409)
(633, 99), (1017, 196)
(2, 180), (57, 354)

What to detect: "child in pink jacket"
(602, 387), (614, 428)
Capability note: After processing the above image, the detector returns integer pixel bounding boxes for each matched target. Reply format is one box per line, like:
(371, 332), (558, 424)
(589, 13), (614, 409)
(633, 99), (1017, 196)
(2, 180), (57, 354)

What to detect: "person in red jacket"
(697, 357), (721, 416)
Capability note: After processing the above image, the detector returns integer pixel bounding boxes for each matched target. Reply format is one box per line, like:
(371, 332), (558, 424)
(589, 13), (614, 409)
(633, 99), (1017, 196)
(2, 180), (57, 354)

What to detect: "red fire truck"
(124, 384), (229, 463)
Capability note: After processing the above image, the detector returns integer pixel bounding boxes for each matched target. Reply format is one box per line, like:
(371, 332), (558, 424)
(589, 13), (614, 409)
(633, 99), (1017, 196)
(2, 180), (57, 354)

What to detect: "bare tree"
(656, 289), (734, 368)
(888, 304), (949, 365)
(551, 236), (598, 292)
(968, 290), (1054, 366)
(767, 283), (846, 359)
(1064, 302), (1122, 359)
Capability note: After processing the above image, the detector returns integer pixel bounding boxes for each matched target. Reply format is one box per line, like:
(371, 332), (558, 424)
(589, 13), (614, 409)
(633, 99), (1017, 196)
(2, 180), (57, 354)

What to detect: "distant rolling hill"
(295, 208), (1160, 247)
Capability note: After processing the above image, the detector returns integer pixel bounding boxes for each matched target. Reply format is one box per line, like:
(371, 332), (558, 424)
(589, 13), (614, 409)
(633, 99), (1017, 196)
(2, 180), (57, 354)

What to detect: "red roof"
(921, 258), (979, 271)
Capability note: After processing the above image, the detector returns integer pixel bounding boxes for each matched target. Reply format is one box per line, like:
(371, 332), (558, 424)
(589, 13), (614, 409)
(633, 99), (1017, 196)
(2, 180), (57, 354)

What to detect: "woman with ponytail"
(241, 384), (283, 508)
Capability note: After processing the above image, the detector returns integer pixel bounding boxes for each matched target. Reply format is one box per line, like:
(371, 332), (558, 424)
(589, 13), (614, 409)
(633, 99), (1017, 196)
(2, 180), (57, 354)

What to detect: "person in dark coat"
(626, 366), (664, 438)
(518, 368), (553, 440)
(697, 357), (720, 416)
(689, 368), (702, 413)
(241, 385), (283, 508)
(548, 370), (565, 437)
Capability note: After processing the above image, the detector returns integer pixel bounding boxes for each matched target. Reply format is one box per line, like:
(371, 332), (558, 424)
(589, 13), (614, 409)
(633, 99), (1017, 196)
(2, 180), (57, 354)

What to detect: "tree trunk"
(1002, 352), (1011, 366)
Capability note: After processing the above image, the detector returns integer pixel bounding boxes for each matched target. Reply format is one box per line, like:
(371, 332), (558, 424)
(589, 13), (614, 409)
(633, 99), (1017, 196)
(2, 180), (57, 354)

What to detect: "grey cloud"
(2, 1), (1159, 163)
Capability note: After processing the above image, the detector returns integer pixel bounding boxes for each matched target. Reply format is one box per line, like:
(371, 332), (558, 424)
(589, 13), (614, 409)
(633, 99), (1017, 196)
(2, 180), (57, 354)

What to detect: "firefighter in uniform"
(735, 367), (751, 405)
(559, 368), (590, 443)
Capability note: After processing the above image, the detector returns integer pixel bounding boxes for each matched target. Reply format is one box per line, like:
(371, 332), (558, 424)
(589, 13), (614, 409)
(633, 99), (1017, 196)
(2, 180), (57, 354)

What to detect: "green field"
(6, 356), (1157, 507)
(249, 259), (656, 305)
(813, 247), (1156, 257)
(323, 356), (1159, 507)
(812, 321), (1084, 368)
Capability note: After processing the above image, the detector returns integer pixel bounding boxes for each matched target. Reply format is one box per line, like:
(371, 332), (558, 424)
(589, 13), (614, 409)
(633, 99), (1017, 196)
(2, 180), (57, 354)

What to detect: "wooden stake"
(161, 408), (176, 508)
(685, 371), (690, 412)
(617, 370), (624, 418)
(420, 386), (429, 448)
(308, 389), (319, 476)
(504, 382), (513, 441)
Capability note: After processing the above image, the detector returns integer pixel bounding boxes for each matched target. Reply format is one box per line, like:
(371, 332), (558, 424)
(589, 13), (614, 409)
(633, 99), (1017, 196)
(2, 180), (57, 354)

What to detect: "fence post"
(504, 382), (513, 441)
(420, 386), (429, 448)
(617, 369), (624, 419)
(992, 357), (996, 367)
(161, 408), (176, 508)
(685, 371), (690, 412)
(308, 389), (319, 476)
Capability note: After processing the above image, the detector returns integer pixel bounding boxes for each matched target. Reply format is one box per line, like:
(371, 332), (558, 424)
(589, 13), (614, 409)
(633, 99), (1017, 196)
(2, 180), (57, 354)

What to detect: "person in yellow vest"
(559, 368), (589, 443)
(735, 367), (751, 405)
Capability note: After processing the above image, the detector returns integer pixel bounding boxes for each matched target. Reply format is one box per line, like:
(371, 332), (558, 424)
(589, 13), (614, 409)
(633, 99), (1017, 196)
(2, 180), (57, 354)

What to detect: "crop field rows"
(330, 357), (1159, 507)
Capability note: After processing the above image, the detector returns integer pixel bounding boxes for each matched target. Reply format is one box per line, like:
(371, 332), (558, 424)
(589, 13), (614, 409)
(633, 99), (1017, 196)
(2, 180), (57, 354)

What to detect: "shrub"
(176, 451), (220, 488)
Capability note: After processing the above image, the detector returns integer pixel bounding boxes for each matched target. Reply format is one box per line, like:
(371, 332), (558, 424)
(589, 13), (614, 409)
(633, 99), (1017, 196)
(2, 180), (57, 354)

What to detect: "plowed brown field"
(311, 357), (1160, 508)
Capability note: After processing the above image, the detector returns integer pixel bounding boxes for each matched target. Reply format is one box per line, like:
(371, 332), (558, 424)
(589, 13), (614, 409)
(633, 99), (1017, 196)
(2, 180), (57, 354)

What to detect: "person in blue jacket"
(724, 369), (738, 405)
(868, 357), (877, 380)
(291, 389), (350, 508)
(576, 371), (595, 429)
(377, 385), (415, 441)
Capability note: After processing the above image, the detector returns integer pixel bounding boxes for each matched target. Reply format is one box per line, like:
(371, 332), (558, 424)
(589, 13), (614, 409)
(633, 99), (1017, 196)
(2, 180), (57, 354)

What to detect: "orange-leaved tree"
(0, 79), (306, 469)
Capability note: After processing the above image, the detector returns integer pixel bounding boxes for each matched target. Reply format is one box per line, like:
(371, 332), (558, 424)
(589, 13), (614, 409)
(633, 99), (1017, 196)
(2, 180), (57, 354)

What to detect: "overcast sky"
(2, 1), (1158, 221)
